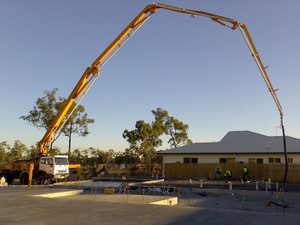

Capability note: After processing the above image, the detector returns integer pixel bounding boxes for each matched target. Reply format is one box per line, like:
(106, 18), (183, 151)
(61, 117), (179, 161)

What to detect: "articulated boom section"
(37, 4), (157, 155)
(38, 67), (99, 155)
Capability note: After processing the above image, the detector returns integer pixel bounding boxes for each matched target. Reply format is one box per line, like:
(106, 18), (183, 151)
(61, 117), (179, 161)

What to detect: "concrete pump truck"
(0, 3), (285, 185)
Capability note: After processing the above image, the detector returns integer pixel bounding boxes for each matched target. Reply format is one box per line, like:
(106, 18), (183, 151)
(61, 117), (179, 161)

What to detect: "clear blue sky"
(1, 0), (299, 153)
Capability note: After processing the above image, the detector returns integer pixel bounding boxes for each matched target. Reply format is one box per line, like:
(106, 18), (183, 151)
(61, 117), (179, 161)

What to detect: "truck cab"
(39, 155), (69, 182)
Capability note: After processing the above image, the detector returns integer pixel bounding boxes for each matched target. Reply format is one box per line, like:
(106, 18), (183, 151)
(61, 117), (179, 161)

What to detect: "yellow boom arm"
(38, 3), (284, 158)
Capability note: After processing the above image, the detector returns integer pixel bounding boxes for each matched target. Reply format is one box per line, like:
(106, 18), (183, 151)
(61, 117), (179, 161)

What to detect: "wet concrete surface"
(1, 184), (299, 225)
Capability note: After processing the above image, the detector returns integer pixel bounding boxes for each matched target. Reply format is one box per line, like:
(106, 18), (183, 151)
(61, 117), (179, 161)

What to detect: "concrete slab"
(178, 187), (300, 215)
(34, 190), (83, 198)
(149, 197), (178, 206)
(1, 185), (300, 225)
(12, 183), (178, 206)
(78, 192), (178, 206)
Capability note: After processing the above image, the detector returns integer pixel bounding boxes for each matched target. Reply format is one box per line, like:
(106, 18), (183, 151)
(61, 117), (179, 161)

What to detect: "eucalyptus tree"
(20, 88), (94, 155)
(123, 108), (192, 164)
(152, 108), (192, 148)
(123, 120), (162, 164)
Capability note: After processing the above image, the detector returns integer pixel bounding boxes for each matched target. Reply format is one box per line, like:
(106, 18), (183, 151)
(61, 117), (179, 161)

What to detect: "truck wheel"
(19, 172), (29, 185)
(36, 172), (48, 185)
(5, 175), (15, 184)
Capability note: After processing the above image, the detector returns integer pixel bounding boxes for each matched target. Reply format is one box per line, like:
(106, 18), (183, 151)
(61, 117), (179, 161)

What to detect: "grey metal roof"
(160, 131), (300, 154)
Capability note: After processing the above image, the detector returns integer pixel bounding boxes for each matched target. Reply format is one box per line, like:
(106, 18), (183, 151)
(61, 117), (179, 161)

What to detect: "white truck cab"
(39, 155), (69, 180)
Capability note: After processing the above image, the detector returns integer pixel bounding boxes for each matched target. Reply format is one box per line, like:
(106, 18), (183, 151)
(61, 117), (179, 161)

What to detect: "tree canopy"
(152, 108), (192, 148)
(0, 140), (31, 162)
(20, 88), (94, 155)
(123, 120), (162, 164)
(123, 108), (192, 163)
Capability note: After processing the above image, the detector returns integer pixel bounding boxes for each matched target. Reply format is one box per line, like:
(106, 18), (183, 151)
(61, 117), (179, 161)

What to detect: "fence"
(164, 163), (300, 183)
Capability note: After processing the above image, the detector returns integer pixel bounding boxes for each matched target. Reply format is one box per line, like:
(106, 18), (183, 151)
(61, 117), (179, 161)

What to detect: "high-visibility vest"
(216, 167), (222, 174)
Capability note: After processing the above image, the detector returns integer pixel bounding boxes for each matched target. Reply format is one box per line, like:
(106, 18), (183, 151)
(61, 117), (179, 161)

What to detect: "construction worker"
(224, 170), (232, 179)
(243, 166), (249, 180)
(215, 166), (222, 179)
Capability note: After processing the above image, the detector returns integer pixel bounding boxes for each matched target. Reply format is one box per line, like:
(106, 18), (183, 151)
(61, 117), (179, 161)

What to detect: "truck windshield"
(55, 157), (69, 165)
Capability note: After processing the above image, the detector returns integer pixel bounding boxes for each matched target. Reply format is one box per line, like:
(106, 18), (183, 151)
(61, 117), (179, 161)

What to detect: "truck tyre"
(36, 172), (48, 185)
(5, 174), (15, 184)
(19, 172), (29, 185)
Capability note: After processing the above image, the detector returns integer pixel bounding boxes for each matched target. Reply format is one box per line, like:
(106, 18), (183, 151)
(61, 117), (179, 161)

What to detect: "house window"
(219, 158), (236, 163)
(219, 158), (227, 163)
(256, 158), (264, 164)
(183, 158), (198, 163)
(183, 158), (191, 163)
(248, 158), (264, 164)
(191, 158), (198, 163)
(268, 158), (281, 164)
(288, 158), (293, 164)
(275, 158), (281, 163)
